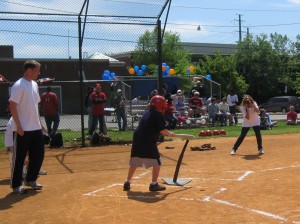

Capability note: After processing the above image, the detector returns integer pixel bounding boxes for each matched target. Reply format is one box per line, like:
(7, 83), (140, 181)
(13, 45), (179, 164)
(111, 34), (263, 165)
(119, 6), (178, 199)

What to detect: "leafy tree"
(197, 51), (248, 98)
(132, 28), (190, 72)
(235, 34), (284, 103)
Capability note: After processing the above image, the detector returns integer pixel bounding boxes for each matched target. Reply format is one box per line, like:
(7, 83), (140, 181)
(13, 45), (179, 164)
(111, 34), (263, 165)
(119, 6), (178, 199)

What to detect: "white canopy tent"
(88, 52), (120, 63)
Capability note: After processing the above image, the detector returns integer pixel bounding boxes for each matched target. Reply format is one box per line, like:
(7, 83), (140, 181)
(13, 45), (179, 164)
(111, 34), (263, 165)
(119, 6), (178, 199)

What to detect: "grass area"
(0, 120), (300, 151)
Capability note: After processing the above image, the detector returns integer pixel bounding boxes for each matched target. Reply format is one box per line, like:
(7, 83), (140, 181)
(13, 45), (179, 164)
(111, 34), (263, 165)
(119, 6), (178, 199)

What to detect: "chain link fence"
(0, 0), (170, 149)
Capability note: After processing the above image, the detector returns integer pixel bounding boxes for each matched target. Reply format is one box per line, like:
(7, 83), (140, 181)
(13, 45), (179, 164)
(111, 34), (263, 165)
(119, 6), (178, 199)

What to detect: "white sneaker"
(230, 149), (236, 155)
(39, 170), (48, 175)
(258, 149), (265, 154)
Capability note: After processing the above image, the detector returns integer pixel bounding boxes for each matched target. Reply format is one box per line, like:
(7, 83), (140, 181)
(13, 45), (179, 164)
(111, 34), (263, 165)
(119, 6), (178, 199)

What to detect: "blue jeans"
(165, 115), (178, 129)
(233, 125), (262, 151)
(116, 110), (127, 131)
(45, 113), (60, 135)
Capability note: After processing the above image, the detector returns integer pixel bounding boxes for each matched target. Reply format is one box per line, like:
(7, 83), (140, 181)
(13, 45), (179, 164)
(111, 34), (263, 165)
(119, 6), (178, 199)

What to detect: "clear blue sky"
(165, 0), (300, 44)
(1, 0), (300, 58)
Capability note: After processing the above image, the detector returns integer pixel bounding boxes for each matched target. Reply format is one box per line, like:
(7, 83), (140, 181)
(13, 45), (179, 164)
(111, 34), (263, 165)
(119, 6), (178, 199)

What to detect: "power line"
(0, 0), (75, 14)
(167, 21), (300, 29)
(171, 5), (300, 12)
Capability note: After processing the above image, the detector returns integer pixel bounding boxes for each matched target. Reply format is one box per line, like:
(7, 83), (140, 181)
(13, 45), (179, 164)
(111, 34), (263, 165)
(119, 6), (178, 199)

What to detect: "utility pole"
(238, 14), (242, 41)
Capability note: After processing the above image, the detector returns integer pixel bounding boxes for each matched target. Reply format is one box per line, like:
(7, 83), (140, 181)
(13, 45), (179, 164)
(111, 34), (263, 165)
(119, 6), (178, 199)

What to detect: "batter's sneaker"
(149, 183), (166, 192)
(24, 181), (43, 190)
(13, 186), (28, 194)
(123, 181), (131, 191)
(39, 170), (48, 175)
(258, 149), (265, 155)
(230, 149), (236, 155)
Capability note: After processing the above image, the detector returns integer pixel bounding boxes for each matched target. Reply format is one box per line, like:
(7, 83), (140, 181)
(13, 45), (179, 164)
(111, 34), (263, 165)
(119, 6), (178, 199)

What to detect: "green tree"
(132, 28), (190, 73)
(235, 34), (283, 103)
(197, 51), (248, 98)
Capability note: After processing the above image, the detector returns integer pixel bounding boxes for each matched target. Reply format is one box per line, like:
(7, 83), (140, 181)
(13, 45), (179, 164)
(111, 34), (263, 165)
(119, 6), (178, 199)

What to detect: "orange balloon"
(162, 65), (166, 72)
(169, 68), (175, 75)
(128, 67), (135, 75)
(189, 66), (195, 73)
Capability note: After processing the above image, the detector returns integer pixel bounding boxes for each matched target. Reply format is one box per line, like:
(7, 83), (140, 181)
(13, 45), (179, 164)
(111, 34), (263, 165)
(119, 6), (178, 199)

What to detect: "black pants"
(11, 130), (45, 188)
(90, 115), (105, 135)
(233, 125), (262, 151)
(229, 105), (238, 124)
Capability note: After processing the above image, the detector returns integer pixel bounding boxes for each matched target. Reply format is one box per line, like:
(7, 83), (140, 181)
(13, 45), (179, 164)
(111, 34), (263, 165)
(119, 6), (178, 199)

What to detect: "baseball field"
(0, 133), (299, 224)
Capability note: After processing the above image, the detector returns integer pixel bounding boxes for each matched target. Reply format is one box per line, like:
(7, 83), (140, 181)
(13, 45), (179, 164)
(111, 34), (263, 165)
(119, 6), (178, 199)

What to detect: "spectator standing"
(227, 89), (239, 125)
(40, 86), (60, 136)
(89, 83), (107, 135)
(9, 60), (45, 194)
(113, 89), (127, 131)
(286, 106), (299, 125)
(123, 95), (176, 192)
(85, 86), (94, 134)
(171, 85), (178, 95)
(231, 95), (264, 155)
(162, 83), (169, 98)
(190, 81), (205, 98)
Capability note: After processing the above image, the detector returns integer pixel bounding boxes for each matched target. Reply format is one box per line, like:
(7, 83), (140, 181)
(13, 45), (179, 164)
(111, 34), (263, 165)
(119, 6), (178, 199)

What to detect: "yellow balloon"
(162, 65), (166, 72)
(189, 66), (195, 73)
(169, 68), (175, 75)
(128, 67), (135, 75)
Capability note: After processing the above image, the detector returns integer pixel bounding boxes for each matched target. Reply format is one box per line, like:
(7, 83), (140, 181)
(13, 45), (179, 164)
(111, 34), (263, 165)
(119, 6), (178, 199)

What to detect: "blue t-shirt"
(131, 108), (166, 159)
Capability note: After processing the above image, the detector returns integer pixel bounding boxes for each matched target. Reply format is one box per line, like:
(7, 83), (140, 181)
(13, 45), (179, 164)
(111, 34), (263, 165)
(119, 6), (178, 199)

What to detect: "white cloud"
(288, 0), (300, 5)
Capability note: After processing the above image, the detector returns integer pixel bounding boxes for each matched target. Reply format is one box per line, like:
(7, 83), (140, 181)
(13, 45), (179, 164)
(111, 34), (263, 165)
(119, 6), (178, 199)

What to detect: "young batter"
(123, 95), (175, 191)
(231, 95), (264, 155)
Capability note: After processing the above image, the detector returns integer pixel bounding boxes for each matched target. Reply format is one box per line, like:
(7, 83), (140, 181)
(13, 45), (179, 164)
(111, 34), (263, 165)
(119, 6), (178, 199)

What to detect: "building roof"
(182, 42), (237, 56)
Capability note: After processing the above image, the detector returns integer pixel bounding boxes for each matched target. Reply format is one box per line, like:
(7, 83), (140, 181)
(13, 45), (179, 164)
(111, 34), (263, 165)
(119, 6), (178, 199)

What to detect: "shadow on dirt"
(240, 154), (263, 160)
(126, 187), (191, 203)
(0, 190), (40, 210)
(0, 178), (10, 185)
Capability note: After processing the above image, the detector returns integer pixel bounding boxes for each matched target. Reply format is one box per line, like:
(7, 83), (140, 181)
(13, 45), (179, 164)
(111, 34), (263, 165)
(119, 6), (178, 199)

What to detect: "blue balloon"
(206, 74), (212, 80)
(186, 68), (190, 74)
(166, 65), (170, 72)
(162, 71), (169, 77)
(134, 65), (139, 72)
(110, 72), (116, 79)
(104, 70), (110, 75)
(102, 73), (110, 80)
(141, 64), (147, 71)
(162, 62), (167, 66)
(137, 70), (143, 76)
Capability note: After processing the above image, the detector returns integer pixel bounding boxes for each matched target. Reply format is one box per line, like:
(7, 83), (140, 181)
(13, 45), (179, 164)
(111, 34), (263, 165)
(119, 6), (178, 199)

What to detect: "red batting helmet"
(150, 95), (167, 112)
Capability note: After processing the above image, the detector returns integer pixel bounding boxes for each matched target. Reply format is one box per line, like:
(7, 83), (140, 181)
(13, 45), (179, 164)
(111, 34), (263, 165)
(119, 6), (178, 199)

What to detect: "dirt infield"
(0, 134), (300, 224)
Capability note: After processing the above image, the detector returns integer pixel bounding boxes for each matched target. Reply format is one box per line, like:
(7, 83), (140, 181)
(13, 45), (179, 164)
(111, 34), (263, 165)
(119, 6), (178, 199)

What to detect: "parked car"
(259, 96), (300, 113)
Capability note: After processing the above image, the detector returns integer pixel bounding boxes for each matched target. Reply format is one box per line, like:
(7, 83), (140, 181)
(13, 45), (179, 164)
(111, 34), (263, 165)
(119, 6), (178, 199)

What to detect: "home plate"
(162, 178), (192, 186)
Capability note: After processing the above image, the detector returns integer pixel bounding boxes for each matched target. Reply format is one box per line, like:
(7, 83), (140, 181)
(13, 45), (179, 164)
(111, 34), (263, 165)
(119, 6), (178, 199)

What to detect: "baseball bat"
(173, 134), (194, 139)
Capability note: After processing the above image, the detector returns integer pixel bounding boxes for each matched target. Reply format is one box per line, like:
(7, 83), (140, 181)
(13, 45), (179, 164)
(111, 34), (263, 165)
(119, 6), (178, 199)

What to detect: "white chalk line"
(133, 170), (150, 179)
(84, 186), (299, 223)
(207, 196), (289, 222)
(83, 165), (300, 223)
